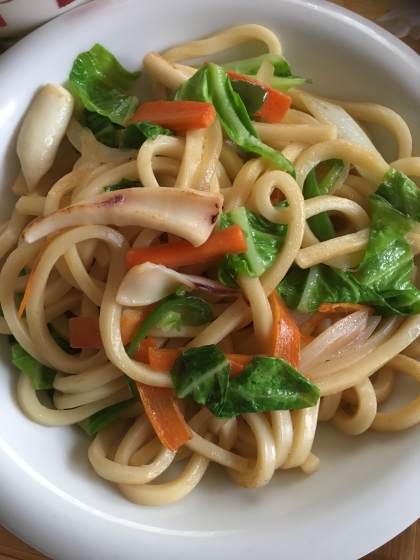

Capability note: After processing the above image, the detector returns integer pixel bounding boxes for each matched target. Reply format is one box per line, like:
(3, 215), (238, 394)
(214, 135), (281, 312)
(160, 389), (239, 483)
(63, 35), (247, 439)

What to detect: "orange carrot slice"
(148, 347), (253, 378)
(136, 382), (193, 452)
(225, 70), (292, 123)
(17, 231), (66, 318)
(120, 305), (156, 346)
(132, 337), (156, 363)
(69, 316), (103, 349)
(268, 290), (300, 369)
(270, 188), (286, 205)
(125, 100), (216, 130)
(126, 224), (247, 270)
(226, 354), (254, 378)
(69, 307), (156, 349)
(318, 302), (375, 315)
(148, 347), (183, 371)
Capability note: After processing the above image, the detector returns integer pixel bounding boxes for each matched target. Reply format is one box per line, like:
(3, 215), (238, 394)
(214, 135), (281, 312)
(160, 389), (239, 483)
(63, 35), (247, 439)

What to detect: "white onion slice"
(299, 310), (369, 374)
(67, 119), (137, 164)
(328, 315), (381, 360)
(298, 92), (380, 155)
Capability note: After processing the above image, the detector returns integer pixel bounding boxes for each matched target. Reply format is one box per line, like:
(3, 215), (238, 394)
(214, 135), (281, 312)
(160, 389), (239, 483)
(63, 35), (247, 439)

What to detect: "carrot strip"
(125, 100), (216, 130)
(225, 70), (292, 123)
(17, 232), (63, 318)
(270, 188), (286, 205)
(268, 290), (300, 369)
(18, 227), (82, 318)
(126, 224), (247, 270)
(226, 353), (254, 367)
(69, 308), (156, 349)
(318, 302), (375, 315)
(69, 316), (103, 349)
(120, 309), (143, 346)
(17, 272), (34, 318)
(148, 347), (182, 371)
(148, 346), (253, 377)
(132, 337), (156, 363)
(228, 360), (245, 378)
(299, 304), (375, 338)
(299, 312), (335, 336)
(120, 305), (156, 345)
(136, 382), (193, 452)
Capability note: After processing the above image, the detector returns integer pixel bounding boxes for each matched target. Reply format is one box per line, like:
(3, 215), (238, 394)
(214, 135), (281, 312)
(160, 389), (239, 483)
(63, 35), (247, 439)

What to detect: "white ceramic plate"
(0, 1), (419, 559)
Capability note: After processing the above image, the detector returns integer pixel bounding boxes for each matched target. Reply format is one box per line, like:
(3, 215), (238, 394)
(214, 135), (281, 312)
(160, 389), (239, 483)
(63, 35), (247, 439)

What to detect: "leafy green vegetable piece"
(277, 264), (393, 314)
(303, 169), (335, 242)
(229, 79), (267, 116)
(175, 285), (188, 297)
(171, 345), (230, 417)
(221, 54), (293, 77)
(170, 346), (320, 418)
(221, 356), (320, 417)
(220, 54), (312, 91)
(278, 261), (420, 317)
(218, 206), (287, 288)
(173, 63), (295, 176)
(79, 108), (116, 147)
(70, 43), (140, 125)
(318, 159), (344, 195)
(78, 401), (131, 435)
(155, 311), (182, 332)
(303, 159), (344, 242)
(127, 295), (213, 358)
(357, 193), (420, 314)
(11, 343), (56, 390)
(269, 75), (312, 92)
(119, 121), (173, 150)
(278, 167), (420, 316)
(103, 178), (142, 192)
(376, 167), (420, 220)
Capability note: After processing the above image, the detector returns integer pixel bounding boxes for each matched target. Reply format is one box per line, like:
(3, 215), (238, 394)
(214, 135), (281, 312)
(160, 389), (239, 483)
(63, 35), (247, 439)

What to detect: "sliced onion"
(299, 310), (369, 374)
(328, 315), (381, 360)
(299, 92), (380, 155)
(298, 92), (381, 180)
(67, 119), (137, 165)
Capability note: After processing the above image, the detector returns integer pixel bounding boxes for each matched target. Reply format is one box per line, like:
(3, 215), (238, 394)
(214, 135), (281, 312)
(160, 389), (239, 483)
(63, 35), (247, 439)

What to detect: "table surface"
(1, 0), (419, 559)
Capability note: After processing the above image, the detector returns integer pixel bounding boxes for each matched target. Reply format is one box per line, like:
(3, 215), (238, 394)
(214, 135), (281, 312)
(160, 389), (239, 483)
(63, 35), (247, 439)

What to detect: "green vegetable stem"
(221, 53), (312, 91)
(126, 295), (214, 358)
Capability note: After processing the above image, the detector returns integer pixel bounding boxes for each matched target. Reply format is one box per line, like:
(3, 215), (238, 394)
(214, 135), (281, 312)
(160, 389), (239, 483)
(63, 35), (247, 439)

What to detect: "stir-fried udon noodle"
(1, 24), (420, 506)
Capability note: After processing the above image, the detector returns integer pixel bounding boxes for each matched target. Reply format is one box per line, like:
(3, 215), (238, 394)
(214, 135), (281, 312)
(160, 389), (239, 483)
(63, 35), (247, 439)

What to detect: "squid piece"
(17, 84), (74, 191)
(22, 187), (223, 247)
(116, 262), (243, 306)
